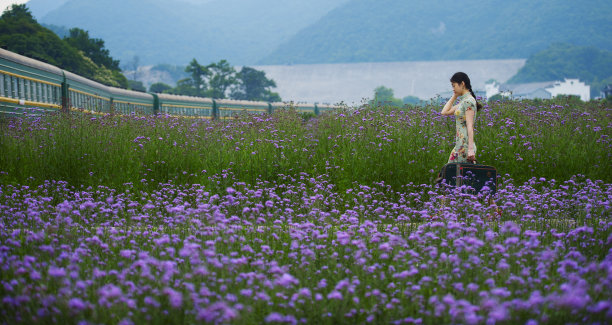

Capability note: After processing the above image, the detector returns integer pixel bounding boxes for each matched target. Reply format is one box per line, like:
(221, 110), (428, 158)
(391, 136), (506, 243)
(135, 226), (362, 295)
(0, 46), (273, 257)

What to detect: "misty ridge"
(20, 0), (612, 102)
(30, 0), (611, 66)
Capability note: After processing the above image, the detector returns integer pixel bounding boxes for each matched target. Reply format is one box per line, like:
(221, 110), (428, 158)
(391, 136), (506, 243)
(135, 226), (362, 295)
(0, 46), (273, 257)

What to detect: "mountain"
(37, 0), (349, 66)
(0, 5), (127, 88)
(25, 0), (69, 19)
(507, 43), (612, 97)
(260, 0), (612, 64)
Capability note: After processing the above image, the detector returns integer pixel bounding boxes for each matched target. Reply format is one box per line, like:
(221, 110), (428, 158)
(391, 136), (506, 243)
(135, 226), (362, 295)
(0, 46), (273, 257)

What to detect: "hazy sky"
(0, 0), (216, 14)
(0, 0), (28, 13)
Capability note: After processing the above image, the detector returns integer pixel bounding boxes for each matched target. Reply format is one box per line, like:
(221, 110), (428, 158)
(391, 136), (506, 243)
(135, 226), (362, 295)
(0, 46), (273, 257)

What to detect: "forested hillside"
(507, 43), (612, 98)
(0, 5), (127, 88)
(260, 0), (612, 64)
(36, 0), (349, 65)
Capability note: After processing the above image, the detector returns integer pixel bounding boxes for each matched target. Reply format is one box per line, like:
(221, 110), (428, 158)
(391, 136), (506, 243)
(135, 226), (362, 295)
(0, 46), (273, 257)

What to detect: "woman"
(440, 72), (483, 163)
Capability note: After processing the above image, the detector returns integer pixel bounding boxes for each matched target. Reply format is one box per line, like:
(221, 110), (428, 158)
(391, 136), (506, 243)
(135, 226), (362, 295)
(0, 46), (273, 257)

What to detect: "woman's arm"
(440, 94), (458, 116)
(466, 107), (476, 161)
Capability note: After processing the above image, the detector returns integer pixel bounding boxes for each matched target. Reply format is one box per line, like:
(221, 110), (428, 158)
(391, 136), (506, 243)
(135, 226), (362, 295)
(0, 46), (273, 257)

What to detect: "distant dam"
(254, 59), (526, 105)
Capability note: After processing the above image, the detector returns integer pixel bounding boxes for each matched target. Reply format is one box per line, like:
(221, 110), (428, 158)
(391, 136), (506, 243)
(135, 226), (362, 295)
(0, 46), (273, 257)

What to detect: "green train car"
(0, 48), (336, 118)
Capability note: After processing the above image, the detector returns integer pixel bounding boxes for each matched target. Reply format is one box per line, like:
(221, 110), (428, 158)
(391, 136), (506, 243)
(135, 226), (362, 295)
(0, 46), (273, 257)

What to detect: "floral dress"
(447, 93), (477, 163)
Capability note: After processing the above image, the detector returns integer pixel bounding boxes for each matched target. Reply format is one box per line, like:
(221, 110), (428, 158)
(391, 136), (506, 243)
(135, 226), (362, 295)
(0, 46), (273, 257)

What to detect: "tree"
(0, 4), (84, 72)
(170, 78), (200, 97)
(0, 4), (126, 88)
(370, 86), (403, 107)
(64, 27), (120, 70)
(488, 93), (508, 102)
(149, 82), (172, 93)
(206, 60), (236, 99)
(403, 95), (421, 105)
(231, 66), (281, 102)
(127, 80), (146, 92)
(184, 58), (209, 96)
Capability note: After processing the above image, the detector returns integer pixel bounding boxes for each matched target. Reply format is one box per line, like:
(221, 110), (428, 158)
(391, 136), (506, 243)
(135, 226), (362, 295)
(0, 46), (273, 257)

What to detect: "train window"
(6, 76), (12, 98)
(17, 78), (23, 100)
(9, 76), (15, 98)
(42, 84), (47, 103)
(30, 80), (35, 101)
(35, 82), (41, 102)
(0, 74), (4, 97)
(17, 78), (23, 99)
(23, 79), (29, 101)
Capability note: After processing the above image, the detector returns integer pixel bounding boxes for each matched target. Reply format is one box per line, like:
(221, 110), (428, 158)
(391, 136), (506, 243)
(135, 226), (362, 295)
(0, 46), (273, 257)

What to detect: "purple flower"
(99, 284), (122, 299)
(265, 312), (297, 324)
(265, 312), (285, 322)
(197, 301), (238, 323)
(163, 287), (183, 308)
(275, 273), (299, 288)
(48, 266), (66, 278)
(68, 297), (87, 311)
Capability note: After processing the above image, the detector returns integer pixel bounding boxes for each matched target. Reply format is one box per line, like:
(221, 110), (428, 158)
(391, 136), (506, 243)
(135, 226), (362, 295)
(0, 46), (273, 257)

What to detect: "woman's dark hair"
(450, 72), (483, 111)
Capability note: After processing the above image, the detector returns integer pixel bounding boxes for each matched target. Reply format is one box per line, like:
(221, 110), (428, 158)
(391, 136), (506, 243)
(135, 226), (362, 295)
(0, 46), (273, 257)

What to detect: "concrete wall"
(546, 79), (590, 101)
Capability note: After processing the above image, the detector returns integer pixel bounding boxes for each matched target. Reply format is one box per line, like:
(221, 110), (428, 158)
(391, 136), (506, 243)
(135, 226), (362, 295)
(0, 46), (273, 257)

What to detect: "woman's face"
(451, 81), (465, 95)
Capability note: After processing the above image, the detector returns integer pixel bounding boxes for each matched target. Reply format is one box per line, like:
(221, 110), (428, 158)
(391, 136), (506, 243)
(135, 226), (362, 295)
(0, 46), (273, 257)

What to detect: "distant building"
(486, 78), (590, 101)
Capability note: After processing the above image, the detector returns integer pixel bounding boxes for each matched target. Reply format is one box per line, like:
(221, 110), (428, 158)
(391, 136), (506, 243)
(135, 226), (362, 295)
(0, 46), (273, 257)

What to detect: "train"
(0, 48), (336, 118)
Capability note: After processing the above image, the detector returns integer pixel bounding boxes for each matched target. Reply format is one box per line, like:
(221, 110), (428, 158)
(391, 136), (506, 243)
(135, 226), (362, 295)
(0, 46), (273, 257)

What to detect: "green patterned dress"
(447, 93), (477, 163)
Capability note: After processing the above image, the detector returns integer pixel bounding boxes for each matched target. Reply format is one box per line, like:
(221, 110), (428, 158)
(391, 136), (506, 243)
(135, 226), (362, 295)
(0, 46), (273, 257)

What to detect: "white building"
(486, 78), (590, 101)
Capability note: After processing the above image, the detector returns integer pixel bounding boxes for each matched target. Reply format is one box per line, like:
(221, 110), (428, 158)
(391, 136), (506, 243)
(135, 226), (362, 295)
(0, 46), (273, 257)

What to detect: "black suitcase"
(436, 162), (497, 195)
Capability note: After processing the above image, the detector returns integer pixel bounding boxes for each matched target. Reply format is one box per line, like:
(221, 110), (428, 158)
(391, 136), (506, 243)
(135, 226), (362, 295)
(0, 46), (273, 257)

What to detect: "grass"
(0, 100), (609, 193)
(0, 99), (611, 324)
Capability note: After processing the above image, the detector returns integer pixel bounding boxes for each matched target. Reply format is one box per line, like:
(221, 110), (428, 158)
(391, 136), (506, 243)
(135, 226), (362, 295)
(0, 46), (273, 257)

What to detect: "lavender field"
(0, 99), (611, 324)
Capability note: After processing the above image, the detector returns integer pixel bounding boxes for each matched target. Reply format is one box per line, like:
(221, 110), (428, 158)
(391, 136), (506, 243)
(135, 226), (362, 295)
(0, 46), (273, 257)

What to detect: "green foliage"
(64, 27), (120, 70)
(41, 23), (69, 38)
(369, 86), (403, 108)
(402, 96), (421, 105)
(488, 93), (509, 103)
(231, 66), (282, 102)
(127, 80), (146, 92)
(168, 60), (280, 101)
(552, 94), (582, 106)
(207, 60), (237, 99)
(261, 0), (612, 64)
(184, 58), (209, 97)
(0, 99), (609, 193)
(149, 82), (172, 93)
(168, 78), (200, 97)
(0, 5), (85, 72)
(0, 4), (126, 88)
(508, 43), (612, 98)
